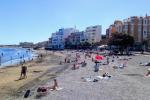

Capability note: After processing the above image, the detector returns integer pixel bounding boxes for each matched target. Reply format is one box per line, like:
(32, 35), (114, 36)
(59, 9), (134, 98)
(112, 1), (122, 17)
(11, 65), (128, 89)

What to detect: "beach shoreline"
(0, 47), (36, 68)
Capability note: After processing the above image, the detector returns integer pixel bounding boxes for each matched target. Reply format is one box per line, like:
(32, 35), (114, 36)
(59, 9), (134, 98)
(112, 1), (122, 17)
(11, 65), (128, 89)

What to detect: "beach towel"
(82, 77), (93, 82)
(96, 76), (111, 80)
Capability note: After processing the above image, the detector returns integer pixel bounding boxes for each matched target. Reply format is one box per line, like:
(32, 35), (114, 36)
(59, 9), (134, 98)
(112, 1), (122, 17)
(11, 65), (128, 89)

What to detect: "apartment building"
(138, 17), (143, 42)
(129, 16), (139, 42)
(107, 25), (115, 38)
(123, 18), (130, 34)
(65, 31), (85, 46)
(106, 21), (123, 39)
(85, 25), (102, 44)
(51, 28), (78, 49)
(107, 15), (150, 45)
(114, 20), (123, 33)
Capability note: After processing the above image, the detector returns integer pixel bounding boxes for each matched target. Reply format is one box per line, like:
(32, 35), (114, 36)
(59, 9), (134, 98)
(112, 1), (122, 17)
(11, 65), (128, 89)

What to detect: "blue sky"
(0, 0), (150, 44)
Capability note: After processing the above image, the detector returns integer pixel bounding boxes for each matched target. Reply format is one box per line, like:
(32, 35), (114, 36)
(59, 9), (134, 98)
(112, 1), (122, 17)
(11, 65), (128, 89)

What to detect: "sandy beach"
(17, 51), (150, 100)
(0, 50), (68, 100)
(1, 50), (150, 100)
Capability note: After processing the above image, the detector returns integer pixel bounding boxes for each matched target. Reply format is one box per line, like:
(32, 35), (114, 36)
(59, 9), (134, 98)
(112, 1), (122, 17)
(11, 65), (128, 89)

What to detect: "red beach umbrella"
(95, 55), (104, 61)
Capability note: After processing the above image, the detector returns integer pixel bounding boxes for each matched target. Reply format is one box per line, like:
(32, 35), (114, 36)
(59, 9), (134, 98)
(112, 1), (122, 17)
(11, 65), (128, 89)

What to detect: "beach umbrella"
(95, 55), (104, 61)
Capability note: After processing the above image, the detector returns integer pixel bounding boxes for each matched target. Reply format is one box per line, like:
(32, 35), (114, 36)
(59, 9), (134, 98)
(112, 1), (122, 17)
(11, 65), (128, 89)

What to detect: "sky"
(0, 0), (150, 45)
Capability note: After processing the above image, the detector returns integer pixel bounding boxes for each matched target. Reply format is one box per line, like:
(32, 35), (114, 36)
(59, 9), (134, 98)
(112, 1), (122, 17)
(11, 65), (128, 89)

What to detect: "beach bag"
(24, 90), (31, 98)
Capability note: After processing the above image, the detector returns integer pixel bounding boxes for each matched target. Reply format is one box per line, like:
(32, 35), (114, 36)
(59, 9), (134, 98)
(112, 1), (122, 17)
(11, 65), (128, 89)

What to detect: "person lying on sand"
(146, 68), (150, 76)
(37, 79), (59, 93)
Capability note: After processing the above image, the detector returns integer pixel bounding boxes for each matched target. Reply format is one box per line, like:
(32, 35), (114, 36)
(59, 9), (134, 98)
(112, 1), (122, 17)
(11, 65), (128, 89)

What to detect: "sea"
(0, 48), (36, 68)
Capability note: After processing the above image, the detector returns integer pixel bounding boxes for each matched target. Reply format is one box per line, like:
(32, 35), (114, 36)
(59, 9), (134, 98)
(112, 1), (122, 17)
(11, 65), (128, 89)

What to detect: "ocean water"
(0, 48), (35, 67)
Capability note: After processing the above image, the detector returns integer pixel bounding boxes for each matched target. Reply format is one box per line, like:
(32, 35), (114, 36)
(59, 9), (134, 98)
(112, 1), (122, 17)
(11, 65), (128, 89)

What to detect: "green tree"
(108, 33), (134, 55)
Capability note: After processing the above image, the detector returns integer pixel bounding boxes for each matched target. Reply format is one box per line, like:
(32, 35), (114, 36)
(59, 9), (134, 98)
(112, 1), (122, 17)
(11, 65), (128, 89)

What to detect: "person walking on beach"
(107, 56), (109, 64)
(20, 64), (27, 79)
(64, 57), (67, 63)
(94, 60), (100, 72)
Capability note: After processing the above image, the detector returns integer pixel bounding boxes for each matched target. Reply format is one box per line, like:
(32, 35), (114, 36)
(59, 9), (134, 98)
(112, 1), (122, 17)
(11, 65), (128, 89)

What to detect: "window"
(93, 26), (97, 28)
(92, 33), (95, 35)
(144, 31), (147, 36)
(145, 20), (147, 24)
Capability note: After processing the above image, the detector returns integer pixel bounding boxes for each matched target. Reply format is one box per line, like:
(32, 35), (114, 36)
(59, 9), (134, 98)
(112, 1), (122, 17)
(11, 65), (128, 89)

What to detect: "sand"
(2, 50), (150, 100)
(23, 51), (150, 100)
(0, 50), (67, 100)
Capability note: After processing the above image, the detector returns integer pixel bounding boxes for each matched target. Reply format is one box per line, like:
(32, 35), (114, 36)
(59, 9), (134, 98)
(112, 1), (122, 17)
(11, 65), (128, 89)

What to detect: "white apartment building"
(51, 28), (78, 49)
(143, 17), (149, 40)
(85, 25), (102, 44)
(63, 28), (79, 40)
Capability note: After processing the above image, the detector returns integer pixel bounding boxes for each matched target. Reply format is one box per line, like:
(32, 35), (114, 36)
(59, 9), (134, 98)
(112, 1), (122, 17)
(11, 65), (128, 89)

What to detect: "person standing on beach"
(64, 57), (67, 63)
(107, 56), (109, 64)
(20, 64), (27, 79)
(94, 60), (100, 72)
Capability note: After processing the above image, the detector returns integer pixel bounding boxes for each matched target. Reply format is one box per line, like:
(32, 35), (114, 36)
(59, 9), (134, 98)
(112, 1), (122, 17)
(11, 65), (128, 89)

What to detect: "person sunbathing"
(37, 79), (59, 93)
(146, 68), (150, 76)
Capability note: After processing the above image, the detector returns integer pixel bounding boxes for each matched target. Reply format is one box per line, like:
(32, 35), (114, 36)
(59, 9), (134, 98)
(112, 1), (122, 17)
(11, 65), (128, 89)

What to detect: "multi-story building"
(65, 31), (85, 46)
(147, 16), (150, 48)
(137, 17), (143, 42)
(51, 28), (78, 49)
(85, 25), (102, 44)
(143, 16), (150, 40)
(114, 20), (123, 33)
(106, 25), (116, 39)
(106, 21), (123, 39)
(123, 16), (143, 43)
(123, 18), (130, 34)
(129, 16), (139, 42)
(107, 15), (150, 45)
